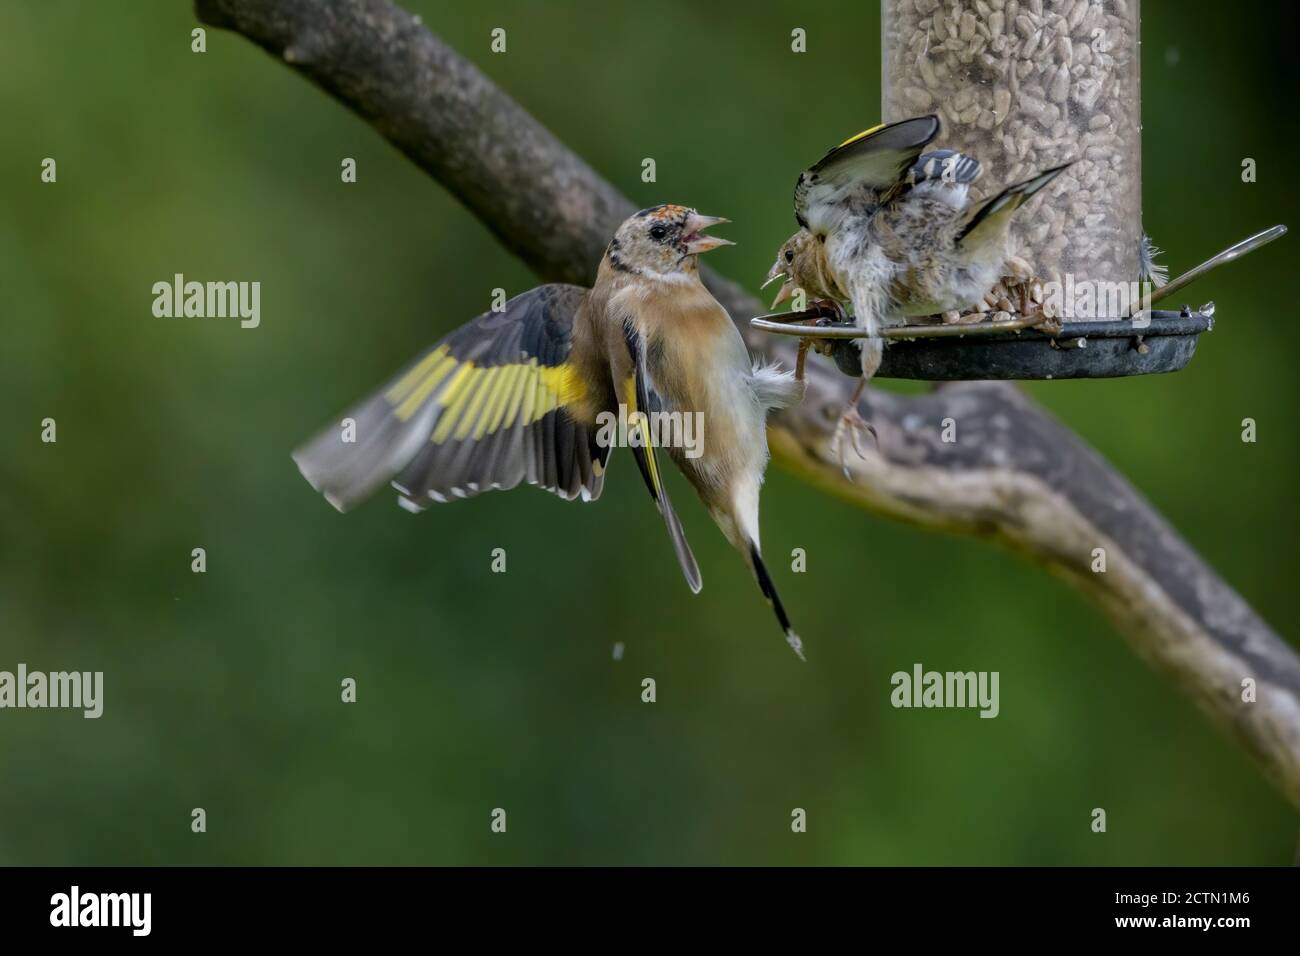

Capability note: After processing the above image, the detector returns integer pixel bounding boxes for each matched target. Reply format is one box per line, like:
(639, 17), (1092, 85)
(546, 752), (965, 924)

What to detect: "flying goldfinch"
(293, 204), (806, 657)
(765, 116), (1068, 457)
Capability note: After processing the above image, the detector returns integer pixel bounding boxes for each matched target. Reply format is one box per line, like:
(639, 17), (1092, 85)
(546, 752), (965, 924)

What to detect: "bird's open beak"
(769, 280), (795, 309)
(761, 266), (787, 290)
(763, 263), (795, 307)
(682, 214), (734, 254)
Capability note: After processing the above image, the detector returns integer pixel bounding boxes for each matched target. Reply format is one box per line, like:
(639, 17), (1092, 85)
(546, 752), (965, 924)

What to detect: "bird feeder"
(750, 0), (1286, 380)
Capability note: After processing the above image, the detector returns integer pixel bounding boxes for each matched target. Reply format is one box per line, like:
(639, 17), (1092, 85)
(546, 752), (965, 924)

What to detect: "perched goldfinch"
(294, 204), (806, 657)
(764, 228), (842, 315)
(766, 116), (1068, 455)
(763, 146), (984, 314)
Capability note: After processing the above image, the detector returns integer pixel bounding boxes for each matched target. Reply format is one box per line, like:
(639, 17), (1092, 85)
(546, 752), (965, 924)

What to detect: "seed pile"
(883, 0), (1141, 292)
(933, 254), (1059, 326)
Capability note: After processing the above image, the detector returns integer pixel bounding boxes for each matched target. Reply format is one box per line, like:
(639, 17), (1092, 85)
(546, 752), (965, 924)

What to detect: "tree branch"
(195, 0), (1300, 809)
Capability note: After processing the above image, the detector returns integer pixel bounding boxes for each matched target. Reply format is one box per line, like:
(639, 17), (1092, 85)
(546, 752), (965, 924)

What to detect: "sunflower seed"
(884, 0), (1141, 293)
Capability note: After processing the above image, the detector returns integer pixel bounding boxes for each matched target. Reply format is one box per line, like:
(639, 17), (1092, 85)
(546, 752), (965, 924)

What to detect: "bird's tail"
(957, 162), (1073, 247)
(749, 541), (805, 661)
(750, 360), (804, 411)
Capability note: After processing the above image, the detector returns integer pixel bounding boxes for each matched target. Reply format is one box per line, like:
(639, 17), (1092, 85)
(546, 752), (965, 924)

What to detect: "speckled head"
(607, 204), (733, 277)
(763, 229), (825, 308)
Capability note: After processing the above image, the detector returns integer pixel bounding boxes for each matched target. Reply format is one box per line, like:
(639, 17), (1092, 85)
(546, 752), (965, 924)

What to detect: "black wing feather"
(623, 322), (703, 594)
(794, 115), (941, 230)
(293, 284), (608, 512)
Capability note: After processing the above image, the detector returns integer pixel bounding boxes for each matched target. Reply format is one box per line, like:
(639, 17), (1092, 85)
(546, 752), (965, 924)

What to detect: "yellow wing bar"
(836, 122), (884, 149)
(623, 372), (662, 497)
(386, 349), (587, 444)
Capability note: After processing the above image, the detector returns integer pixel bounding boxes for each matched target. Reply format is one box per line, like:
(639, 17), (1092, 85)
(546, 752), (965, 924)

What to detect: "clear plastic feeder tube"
(883, 0), (1142, 306)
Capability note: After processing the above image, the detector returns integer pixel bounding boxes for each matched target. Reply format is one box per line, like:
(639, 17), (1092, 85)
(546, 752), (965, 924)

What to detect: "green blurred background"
(1, 0), (1296, 865)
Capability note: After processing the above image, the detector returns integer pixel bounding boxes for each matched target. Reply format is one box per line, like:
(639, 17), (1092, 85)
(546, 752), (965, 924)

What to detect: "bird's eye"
(649, 225), (667, 240)
(784, 250), (795, 263)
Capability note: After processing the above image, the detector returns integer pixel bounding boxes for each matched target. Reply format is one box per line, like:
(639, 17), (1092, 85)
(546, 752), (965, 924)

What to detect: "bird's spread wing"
(957, 162), (1072, 248)
(908, 149), (982, 187)
(293, 284), (610, 512)
(622, 322), (702, 594)
(794, 115), (941, 232)
(894, 149), (984, 209)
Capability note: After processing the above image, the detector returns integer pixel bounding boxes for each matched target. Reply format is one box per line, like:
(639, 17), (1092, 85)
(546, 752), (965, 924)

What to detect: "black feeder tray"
(748, 225), (1284, 382)
(751, 308), (1212, 381)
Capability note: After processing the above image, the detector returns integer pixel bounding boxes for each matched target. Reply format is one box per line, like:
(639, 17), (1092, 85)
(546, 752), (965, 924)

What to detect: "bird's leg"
(829, 377), (877, 478)
(808, 299), (847, 358)
(786, 318), (822, 383)
(789, 302), (845, 381)
(1016, 281), (1032, 317)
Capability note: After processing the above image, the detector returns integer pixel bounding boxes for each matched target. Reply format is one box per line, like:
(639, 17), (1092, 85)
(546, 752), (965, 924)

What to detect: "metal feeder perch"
(750, 228), (1284, 382)
(750, 1), (1286, 383)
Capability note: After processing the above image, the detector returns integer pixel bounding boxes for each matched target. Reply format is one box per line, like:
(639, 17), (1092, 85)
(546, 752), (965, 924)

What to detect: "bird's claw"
(814, 298), (848, 323)
(1011, 275), (1063, 336)
(830, 405), (876, 478)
